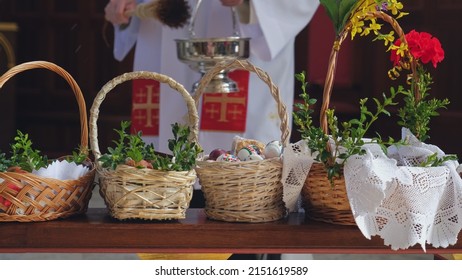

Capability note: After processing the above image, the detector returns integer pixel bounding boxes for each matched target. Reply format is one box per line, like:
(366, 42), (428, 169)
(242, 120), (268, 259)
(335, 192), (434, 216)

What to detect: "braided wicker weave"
(0, 61), (96, 222)
(90, 71), (199, 220)
(194, 59), (290, 223)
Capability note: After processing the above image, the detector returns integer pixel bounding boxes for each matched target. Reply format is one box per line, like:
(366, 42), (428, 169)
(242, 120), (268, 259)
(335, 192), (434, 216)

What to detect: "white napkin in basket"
(33, 160), (90, 180)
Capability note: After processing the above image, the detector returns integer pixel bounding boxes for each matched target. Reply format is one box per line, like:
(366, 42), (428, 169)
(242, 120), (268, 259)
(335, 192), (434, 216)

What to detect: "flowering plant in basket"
(389, 28), (457, 165)
(293, 0), (456, 183)
(390, 30), (447, 141)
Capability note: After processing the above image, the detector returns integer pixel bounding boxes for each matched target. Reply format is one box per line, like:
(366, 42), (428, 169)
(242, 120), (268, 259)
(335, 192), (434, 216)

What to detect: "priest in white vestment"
(106, 0), (320, 155)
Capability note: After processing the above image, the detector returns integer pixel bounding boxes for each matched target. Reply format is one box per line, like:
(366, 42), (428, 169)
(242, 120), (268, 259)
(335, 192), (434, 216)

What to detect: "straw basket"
(194, 59), (290, 223)
(0, 61), (96, 222)
(89, 71), (199, 220)
(302, 162), (354, 225)
(302, 10), (415, 225)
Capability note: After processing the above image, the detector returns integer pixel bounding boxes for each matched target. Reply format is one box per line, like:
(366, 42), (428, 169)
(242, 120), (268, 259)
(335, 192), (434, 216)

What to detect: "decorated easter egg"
(237, 145), (259, 161)
(243, 154), (264, 161)
(249, 144), (262, 155)
(263, 140), (283, 159)
(216, 153), (240, 162)
(209, 148), (227, 161)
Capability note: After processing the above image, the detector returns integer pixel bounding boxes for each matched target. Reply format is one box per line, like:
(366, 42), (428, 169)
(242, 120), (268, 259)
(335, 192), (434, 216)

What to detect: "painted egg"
(216, 153), (240, 162)
(263, 140), (283, 159)
(243, 154), (264, 161)
(208, 148), (227, 161)
(248, 144), (262, 155)
(237, 145), (259, 161)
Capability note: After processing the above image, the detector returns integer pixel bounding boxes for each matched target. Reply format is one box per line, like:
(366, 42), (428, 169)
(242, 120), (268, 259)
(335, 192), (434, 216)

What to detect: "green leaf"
(127, 149), (143, 162)
(9, 130), (48, 172)
(339, 0), (358, 31)
(348, 119), (362, 126)
(0, 152), (11, 172)
(321, 0), (358, 35)
(320, 0), (340, 32)
(295, 71), (306, 82)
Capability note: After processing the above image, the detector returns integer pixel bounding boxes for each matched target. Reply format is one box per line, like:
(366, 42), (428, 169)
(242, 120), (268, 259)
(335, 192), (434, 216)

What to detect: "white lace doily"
(282, 138), (347, 212)
(281, 141), (314, 212)
(345, 128), (462, 251)
(282, 128), (462, 251)
(282, 137), (349, 212)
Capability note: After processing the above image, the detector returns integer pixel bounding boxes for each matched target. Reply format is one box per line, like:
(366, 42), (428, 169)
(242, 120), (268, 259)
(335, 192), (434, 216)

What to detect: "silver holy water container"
(175, 0), (250, 93)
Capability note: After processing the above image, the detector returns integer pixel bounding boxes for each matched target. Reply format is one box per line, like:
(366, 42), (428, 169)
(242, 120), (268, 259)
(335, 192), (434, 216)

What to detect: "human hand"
(104, 0), (137, 25)
(220, 0), (244, 7)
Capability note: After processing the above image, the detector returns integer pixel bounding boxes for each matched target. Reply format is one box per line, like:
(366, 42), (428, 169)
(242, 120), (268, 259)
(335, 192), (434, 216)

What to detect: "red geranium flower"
(391, 30), (444, 68)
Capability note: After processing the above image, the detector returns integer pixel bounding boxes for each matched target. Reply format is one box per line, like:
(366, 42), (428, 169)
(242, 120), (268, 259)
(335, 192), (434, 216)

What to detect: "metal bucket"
(175, 0), (250, 93)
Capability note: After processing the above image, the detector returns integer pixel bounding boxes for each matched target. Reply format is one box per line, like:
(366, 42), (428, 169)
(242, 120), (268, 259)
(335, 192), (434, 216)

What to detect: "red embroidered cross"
(131, 79), (160, 135)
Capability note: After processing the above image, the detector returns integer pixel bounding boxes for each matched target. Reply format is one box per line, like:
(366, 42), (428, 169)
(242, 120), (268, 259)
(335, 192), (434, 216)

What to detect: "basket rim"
(102, 163), (197, 175)
(196, 155), (281, 167)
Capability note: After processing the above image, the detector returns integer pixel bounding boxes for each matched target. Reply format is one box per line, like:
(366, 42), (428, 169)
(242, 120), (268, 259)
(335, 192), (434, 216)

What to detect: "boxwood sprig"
(99, 121), (201, 171)
(293, 71), (399, 183)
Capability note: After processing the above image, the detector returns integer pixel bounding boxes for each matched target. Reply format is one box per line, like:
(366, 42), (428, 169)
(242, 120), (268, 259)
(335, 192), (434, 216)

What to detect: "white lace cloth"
(282, 137), (346, 212)
(281, 140), (314, 212)
(282, 128), (462, 251)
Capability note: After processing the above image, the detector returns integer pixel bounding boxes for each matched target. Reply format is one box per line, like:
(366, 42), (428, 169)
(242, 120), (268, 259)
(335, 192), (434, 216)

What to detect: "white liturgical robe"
(112, 0), (320, 155)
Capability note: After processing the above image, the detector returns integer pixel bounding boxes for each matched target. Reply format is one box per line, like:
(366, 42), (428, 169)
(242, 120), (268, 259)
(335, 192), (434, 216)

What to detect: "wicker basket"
(193, 59), (290, 223)
(302, 163), (355, 225)
(89, 71), (199, 220)
(302, 10), (416, 225)
(0, 61), (96, 222)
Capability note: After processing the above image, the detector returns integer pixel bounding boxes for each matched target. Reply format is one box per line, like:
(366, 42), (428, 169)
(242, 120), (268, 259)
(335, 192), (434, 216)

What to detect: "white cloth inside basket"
(33, 160), (90, 180)
(344, 128), (462, 251)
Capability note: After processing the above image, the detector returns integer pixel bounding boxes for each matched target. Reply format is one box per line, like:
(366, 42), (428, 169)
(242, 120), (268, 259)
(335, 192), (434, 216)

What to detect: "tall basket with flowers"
(287, 0), (462, 250)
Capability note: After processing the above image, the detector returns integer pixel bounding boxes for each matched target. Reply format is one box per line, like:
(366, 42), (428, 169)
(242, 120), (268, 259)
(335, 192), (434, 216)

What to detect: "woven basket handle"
(193, 59), (290, 147)
(0, 60), (89, 155)
(89, 71), (199, 162)
(320, 10), (417, 134)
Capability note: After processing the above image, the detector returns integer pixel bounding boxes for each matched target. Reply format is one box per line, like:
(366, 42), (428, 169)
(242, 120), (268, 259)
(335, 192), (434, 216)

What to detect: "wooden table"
(1, 208), (461, 255)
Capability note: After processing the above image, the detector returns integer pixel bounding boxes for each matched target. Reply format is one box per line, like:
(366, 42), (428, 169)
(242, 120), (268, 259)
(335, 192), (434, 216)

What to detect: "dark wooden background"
(0, 0), (461, 159)
(0, 0), (133, 158)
